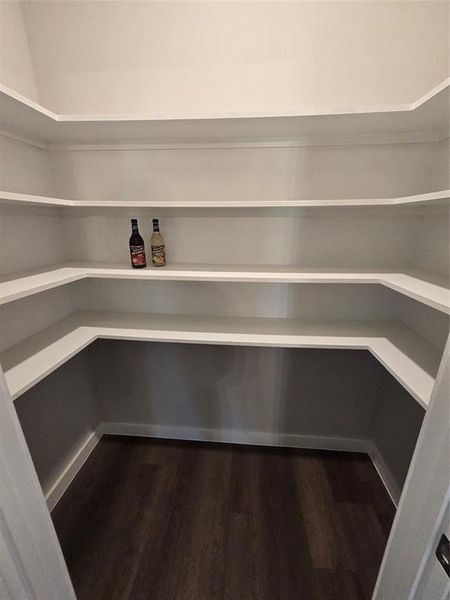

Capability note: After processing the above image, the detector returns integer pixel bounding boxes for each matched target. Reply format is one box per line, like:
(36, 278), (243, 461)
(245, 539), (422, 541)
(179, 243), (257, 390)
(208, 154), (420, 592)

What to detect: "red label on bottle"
(130, 245), (146, 266)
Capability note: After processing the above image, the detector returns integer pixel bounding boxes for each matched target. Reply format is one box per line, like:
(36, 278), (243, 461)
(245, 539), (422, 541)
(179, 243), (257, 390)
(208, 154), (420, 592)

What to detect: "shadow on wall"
(90, 340), (284, 440)
(89, 339), (423, 489)
(15, 340), (424, 500)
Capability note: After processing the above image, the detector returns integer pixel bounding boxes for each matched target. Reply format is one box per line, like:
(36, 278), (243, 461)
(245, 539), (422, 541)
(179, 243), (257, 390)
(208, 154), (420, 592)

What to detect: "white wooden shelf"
(1, 262), (449, 314)
(0, 81), (448, 145)
(0, 189), (449, 212)
(0, 311), (439, 408)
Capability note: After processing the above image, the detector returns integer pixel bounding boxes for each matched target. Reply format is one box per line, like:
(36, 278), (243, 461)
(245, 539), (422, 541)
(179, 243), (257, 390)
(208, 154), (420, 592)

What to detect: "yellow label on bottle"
(152, 244), (166, 266)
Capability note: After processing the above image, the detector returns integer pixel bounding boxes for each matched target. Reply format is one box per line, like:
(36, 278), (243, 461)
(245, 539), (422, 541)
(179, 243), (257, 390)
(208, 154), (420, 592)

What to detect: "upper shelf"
(1, 190), (448, 214)
(1, 262), (449, 314)
(0, 311), (440, 408)
(0, 80), (448, 145)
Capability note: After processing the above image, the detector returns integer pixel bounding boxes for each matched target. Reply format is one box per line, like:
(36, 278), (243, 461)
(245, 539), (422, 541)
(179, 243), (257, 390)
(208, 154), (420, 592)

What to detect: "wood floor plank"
(68, 443), (168, 599)
(314, 568), (366, 600)
(224, 513), (254, 600)
(168, 447), (232, 600)
(293, 452), (341, 570)
(130, 443), (233, 600)
(321, 450), (372, 504)
(266, 450), (320, 599)
(352, 453), (397, 538)
(51, 435), (128, 549)
(332, 502), (389, 600)
(51, 437), (396, 600)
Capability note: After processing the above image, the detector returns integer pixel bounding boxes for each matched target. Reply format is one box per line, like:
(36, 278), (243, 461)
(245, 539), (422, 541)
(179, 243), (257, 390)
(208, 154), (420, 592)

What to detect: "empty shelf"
(1, 311), (441, 408)
(0, 81), (448, 144)
(0, 189), (449, 211)
(1, 263), (449, 313)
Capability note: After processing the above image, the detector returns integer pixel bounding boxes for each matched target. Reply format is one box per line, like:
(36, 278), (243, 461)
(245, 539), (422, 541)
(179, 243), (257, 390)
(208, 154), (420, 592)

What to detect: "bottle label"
(130, 245), (146, 266)
(152, 244), (166, 266)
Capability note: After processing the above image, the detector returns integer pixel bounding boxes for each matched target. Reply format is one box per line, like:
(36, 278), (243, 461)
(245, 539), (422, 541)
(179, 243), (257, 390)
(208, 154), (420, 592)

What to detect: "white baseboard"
(45, 423), (400, 510)
(99, 420), (370, 454)
(366, 440), (401, 506)
(100, 422), (400, 504)
(45, 430), (102, 512)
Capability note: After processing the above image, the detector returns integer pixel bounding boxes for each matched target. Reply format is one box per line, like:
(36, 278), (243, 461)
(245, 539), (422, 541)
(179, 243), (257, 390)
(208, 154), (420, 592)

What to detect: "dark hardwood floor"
(51, 436), (395, 600)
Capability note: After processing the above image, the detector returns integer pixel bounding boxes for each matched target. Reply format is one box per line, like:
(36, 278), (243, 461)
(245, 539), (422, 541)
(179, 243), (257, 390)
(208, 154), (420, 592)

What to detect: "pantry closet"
(0, 2), (449, 599)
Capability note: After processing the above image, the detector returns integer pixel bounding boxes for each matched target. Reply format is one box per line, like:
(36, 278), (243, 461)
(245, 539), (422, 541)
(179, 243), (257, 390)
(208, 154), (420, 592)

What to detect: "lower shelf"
(1, 262), (449, 314)
(1, 311), (440, 408)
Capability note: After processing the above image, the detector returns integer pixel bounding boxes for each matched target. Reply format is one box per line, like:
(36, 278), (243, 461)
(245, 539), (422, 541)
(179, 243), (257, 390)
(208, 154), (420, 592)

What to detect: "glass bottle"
(129, 218), (146, 268)
(151, 219), (166, 267)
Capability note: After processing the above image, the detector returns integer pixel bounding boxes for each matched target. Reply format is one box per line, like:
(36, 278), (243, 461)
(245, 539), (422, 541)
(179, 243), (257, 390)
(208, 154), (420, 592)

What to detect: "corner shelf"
(0, 81), (448, 145)
(0, 189), (448, 212)
(1, 262), (449, 314)
(0, 311), (439, 408)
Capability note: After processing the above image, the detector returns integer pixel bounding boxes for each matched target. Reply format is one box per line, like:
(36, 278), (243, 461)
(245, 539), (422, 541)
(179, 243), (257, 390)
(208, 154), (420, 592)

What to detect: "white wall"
(0, 207), (68, 277)
(0, 285), (76, 352)
(0, 135), (55, 197)
(75, 279), (396, 321)
(0, 0), (39, 102)
(50, 143), (439, 202)
(413, 214), (450, 277)
(63, 213), (420, 268)
(396, 296), (449, 354)
(429, 138), (450, 191)
(20, 0), (450, 115)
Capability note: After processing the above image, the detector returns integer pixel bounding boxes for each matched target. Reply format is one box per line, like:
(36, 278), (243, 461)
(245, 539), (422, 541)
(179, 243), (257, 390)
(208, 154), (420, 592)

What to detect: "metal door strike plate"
(436, 533), (450, 578)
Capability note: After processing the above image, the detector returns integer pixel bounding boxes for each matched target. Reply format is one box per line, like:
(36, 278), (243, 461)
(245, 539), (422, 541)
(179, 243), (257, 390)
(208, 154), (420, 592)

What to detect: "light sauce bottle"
(151, 219), (166, 267)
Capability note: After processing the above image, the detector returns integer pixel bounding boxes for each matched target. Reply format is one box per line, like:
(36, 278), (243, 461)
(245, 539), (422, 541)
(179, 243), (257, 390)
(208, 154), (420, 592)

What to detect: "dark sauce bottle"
(129, 218), (146, 268)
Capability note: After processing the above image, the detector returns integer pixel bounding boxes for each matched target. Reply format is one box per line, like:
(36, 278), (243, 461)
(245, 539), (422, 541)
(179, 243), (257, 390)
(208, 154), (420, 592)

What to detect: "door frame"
(373, 336), (450, 599)
(0, 366), (75, 600)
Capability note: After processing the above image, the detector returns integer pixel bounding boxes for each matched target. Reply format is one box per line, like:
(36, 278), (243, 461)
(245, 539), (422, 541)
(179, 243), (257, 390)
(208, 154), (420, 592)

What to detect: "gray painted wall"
(15, 352), (100, 496)
(15, 342), (424, 500)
